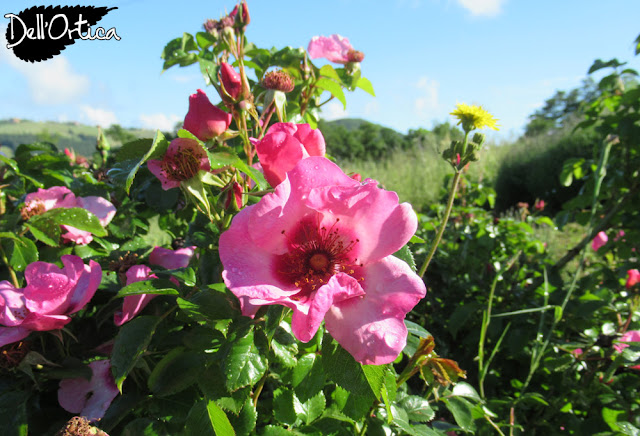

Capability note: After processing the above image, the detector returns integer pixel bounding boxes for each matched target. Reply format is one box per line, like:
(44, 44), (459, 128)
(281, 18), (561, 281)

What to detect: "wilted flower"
(114, 246), (196, 325)
(591, 231), (608, 251)
(55, 416), (109, 436)
(626, 269), (640, 289)
(308, 34), (360, 64)
(220, 157), (426, 365)
(0, 255), (102, 347)
(255, 122), (326, 187)
(450, 103), (499, 132)
(183, 89), (232, 141)
(262, 70), (295, 93)
(58, 360), (119, 422)
(147, 138), (211, 190)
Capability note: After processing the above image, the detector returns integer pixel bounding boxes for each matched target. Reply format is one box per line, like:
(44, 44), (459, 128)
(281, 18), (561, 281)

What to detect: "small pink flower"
(219, 62), (242, 101)
(255, 122), (326, 187)
(23, 187), (116, 245)
(147, 138), (211, 190)
(220, 157), (426, 365)
(0, 255), (102, 347)
(614, 330), (640, 370)
(183, 89), (232, 141)
(114, 247), (196, 325)
(534, 199), (545, 211)
(58, 360), (119, 421)
(571, 348), (583, 357)
(591, 231), (608, 251)
(615, 230), (626, 242)
(308, 34), (361, 64)
(626, 269), (640, 289)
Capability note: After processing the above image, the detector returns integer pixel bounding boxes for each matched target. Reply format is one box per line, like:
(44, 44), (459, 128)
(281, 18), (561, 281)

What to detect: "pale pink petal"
(0, 281), (28, 327)
(58, 360), (119, 422)
(307, 34), (353, 64)
(23, 264), (72, 315)
(0, 326), (30, 348)
(20, 313), (70, 331)
(591, 231), (608, 251)
(293, 124), (326, 157)
(25, 186), (76, 211)
(147, 159), (181, 190)
(626, 269), (640, 289)
(66, 259), (102, 314)
(291, 273), (364, 342)
(183, 89), (232, 141)
(257, 131), (307, 187)
(324, 256), (426, 365)
(76, 196), (116, 226)
(60, 225), (94, 245)
(149, 246), (196, 269)
(220, 207), (299, 317)
(614, 330), (640, 353)
(114, 294), (157, 326)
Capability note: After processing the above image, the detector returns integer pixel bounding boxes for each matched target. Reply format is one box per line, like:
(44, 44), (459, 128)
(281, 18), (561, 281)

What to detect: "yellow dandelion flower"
(450, 103), (499, 132)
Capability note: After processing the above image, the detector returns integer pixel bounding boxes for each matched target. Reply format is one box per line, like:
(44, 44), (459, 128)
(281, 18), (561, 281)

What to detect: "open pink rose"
(591, 231), (608, 251)
(23, 187), (116, 245)
(627, 269), (640, 289)
(614, 330), (640, 370)
(147, 138), (211, 190)
(114, 246), (196, 325)
(183, 89), (232, 141)
(58, 360), (119, 422)
(0, 255), (102, 347)
(220, 157), (426, 365)
(308, 34), (364, 64)
(255, 122), (326, 187)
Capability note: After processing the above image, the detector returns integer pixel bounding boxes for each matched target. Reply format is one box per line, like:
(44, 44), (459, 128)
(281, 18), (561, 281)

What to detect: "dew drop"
(384, 333), (399, 347)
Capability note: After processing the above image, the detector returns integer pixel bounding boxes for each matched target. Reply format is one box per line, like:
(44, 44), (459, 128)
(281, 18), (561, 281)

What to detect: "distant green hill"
(0, 119), (156, 158)
(324, 118), (371, 131)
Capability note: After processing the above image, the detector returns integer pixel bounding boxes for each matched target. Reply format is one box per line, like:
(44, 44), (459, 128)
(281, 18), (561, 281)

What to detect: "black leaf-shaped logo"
(4, 5), (119, 63)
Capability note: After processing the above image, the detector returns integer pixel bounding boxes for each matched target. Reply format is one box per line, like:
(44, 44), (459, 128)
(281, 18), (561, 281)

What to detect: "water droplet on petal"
(384, 333), (399, 347)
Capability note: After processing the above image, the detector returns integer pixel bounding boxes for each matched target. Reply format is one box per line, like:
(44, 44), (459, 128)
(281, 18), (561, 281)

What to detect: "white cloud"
(0, 26), (90, 104)
(81, 106), (118, 127)
(456, 0), (506, 17)
(139, 113), (182, 131)
(414, 76), (439, 117)
(321, 102), (348, 121)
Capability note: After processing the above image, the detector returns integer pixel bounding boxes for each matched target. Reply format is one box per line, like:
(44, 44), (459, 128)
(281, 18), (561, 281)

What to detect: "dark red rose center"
(275, 218), (363, 299)
(163, 147), (201, 182)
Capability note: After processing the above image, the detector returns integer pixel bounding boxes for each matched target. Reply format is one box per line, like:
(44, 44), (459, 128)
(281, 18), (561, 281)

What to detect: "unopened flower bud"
(472, 132), (486, 146)
(223, 181), (244, 212)
(262, 70), (295, 93)
(219, 62), (242, 101)
(231, 0), (250, 30)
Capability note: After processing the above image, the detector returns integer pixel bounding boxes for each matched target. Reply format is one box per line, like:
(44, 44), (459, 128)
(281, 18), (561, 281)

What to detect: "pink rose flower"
(0, 255), (102, 347)
(591, 231), (608, 251)
(183, 89), (232, 141)
(147, 138), (211, 190)
(614, 330), (640, 370)
(219, 157), (426, 365)
(114, 246), (196, 325)
(219, 62), (242, 101)
(23, 187), (116, 245)
(308, 34), (363, 64)
(534, 199), (545, 211)
(58, 360), (119, 421)
(255, 122), (326, 187)
(626, 269), (640, 289)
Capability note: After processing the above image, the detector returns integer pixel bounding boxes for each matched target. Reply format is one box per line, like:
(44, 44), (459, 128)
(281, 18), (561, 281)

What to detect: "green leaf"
(224, 326), (268, 391)
(294, 391), (326, 425)
(588, 58), (625, 74)
(291, 353), (326, 402)
(115, 279), (179, 298)
(111, 316), (161, 392)
(362, 364), (387, 400)
(602, 407), (627, 432)
(270, 322), (298, 368)
(273, 388), (297, 425)
(321, 335), (376, 398)
(121, 418), (166, 436)
(115, 138), (154, 162)
(393, 245), (416, 272)
(451, 382), (481, 402)
(227, 399), (257, 436)
(148, 347), (207, 396)
(196, 31), (217, 50)
(400, 396), (435, 423)
(319, 65), (343, 83)
(356, 77), (376, 96)
(184, 399), (236, 436)
(177, 285), (237, 321)
(443, 397), (476, 433)
(26, 207), (107, 246)
(315, 78), (347, 109)
(3, 236), (38, 272)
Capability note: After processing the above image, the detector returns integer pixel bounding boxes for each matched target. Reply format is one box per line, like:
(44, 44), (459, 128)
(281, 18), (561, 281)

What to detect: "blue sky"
(1, 0), (639, 140)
